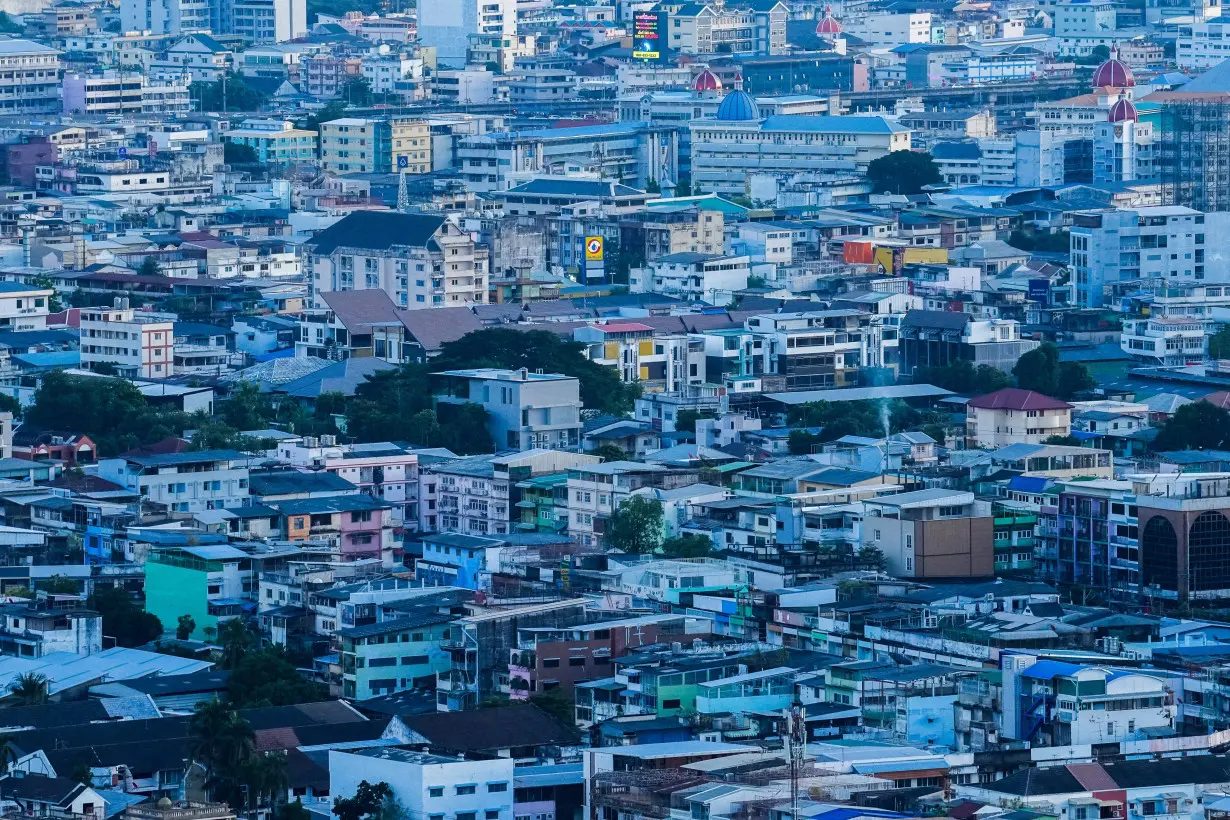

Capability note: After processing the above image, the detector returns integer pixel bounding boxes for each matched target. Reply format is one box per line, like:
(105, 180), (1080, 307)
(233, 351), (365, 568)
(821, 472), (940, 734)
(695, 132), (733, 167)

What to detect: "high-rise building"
(0, 40), (62, 116)
(1069, 206), (1205, 308)
(1155, 92), (1230, 212)
(119, 0), (305, 42)
(417, 0), (516, 62)
(319, 117), (431, 175)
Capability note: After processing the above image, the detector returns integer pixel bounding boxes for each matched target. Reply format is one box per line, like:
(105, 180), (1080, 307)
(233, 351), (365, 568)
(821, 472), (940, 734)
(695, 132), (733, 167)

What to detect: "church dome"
(694, 69), (722, 92)
(1093, 57), (1135, 89)
(1108, 97), (1138, 122)
(716, 89), (760, 120)
(816, 6), (842, 34)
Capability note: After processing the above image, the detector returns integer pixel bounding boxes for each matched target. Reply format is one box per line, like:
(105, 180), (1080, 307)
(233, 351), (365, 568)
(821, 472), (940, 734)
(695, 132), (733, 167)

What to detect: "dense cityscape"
(0, 2), (1225, 820)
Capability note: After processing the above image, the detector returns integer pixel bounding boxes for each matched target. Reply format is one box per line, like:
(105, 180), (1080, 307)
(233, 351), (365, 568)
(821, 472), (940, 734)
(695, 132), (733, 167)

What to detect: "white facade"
(98, 451), (251, 515)
(0, 40), (61, 115)
(845, 12), (933, 43)
(121, 0), (304, 40)
(1053, 0), (1116, 34)
(418, 0), (516, 61)
(1069, 206), (1206, 308)
(1093, 119), (1155, 185)
(1121, 316), (1208, 365)
(1177, 21), (1230, 69)
(631, 254), (751, 302)
(79, 308), (175, 379)
(330, 749), (515, 820)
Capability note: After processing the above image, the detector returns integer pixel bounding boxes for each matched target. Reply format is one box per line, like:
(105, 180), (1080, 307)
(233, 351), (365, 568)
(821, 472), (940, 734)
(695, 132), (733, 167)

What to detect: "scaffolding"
(1158, 94), (1230, 211)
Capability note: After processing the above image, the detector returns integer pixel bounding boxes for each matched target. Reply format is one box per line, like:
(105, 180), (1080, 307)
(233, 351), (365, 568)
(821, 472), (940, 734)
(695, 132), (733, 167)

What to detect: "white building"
(0, 40), (62, 115)
(331, 748), (514, 819)
(1093, 101), (1155, 185)
(79, 307), (175, 379)
(0, 282), (52, 333)
(689, 107), (910, 196)
(121, 0), (304, 41)
(434, 368), (583, 452)
(630, 253), (751, 303)
(417, 0), (516, 61)
(1069, 206), (1206, 308)
(1121, 316), (1208, 365)
(1053, 0), (1116, 35)
(845, 12), (933, 43)
(62, 71), (192, 116)
(98, 450), (251, 515)
(965, 388), (1073, 450)
(1177, 21), (1230, 69)
(276, 438), (419, 528)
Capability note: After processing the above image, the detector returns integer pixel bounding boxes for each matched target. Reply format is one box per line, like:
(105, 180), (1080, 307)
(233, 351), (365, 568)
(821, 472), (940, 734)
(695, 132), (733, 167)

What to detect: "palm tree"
(188, 700), (255, 800)
(0, 734), (19, 773)
(9, 673), (49, 705)
(217, 619), (256, 670)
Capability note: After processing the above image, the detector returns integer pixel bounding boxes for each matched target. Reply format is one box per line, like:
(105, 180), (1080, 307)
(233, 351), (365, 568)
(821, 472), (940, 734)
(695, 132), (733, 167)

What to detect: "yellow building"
(320, 116), (431, 175)
(222, 121), (318, 165)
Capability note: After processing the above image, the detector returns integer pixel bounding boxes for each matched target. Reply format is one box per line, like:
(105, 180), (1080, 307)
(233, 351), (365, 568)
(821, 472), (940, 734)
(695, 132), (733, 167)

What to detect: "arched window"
(1190, 510), (1230, 592)
(1141, 515), (1178, 593)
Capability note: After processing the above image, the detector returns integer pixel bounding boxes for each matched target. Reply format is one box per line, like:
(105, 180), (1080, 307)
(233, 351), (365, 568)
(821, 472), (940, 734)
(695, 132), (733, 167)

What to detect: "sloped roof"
(967, 388), (1071, 411)
(400, 306), (484, 353)
(307, 212), (446, 254)
(401, 703), (580, 752)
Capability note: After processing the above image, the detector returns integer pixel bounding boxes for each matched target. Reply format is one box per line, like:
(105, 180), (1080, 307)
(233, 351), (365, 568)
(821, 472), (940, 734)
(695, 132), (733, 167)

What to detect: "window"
(429, 788), (443, 798)
(543, 658), (560, 668)
(458, 814), (477, 820)
(662, 698), (681, 709)
(486, 813), (500, 820)
(457, 786), (476, 796)
(568, 657), (586, 667)
(487, 783), (508, 793)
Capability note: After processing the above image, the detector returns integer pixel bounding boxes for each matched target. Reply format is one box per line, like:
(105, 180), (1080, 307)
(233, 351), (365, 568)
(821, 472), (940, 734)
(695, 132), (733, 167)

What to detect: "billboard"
(633, 11), (661, 60)
(1028, 278), (1050, 307)
(585, 236), (605, 261)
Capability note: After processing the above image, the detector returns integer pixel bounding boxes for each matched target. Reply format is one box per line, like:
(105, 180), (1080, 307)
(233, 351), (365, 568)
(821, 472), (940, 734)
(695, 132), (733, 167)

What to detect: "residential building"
(1069, 206), (1206, 308)
(1121, 316), (1208, 365)
(898, 311), (1038, 377)
(320, 117), (431, 175)
(222, 120), (318, 165)
(120, 0), (304, 40)
(663, 1), (789, 56)
(630, 253), (751, 303)
(79, 307), (175, 379)
(144, 544), (253, 638)
(305, 211), (488, 309)
(61, 72), (192, 116)
(433, 369), (583, 452)
(0, 40), (62, 115)
(272, 495), (396, 563)
(417, 0), (516, 60)
(861, 489), (995, 578)
(97, 450), (251, 516)
(339, 614), (455, 699)
(566, 461), (690, 548)
(0, 282), (53, 333)
(965, 388), (1074, 450)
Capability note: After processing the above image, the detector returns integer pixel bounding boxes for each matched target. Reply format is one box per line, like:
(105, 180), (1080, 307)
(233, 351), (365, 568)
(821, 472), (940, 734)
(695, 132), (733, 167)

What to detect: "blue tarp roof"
(1020, 660), (1084, 679)
(1007, 475), (1051, 493)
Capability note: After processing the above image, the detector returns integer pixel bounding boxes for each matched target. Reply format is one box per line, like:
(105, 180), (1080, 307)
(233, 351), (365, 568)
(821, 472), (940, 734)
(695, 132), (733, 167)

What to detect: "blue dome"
(716, 90), (760, 121)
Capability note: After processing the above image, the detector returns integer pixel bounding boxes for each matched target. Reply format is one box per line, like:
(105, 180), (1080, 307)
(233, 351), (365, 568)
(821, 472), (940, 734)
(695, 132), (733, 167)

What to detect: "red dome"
(1093, 58), (1135, 89)
(694, 69), (722, 92)
(816, 5), (842, 34)
(1108, 97), (1138, 122)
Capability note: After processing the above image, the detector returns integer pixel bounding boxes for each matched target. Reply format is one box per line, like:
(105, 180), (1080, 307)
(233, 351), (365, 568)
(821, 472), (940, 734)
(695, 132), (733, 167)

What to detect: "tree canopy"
(913, 359), (1011, 395)
(1153, 401), (1230, 451)
(433, 328), (640, 414)
(866, 151), (943, 194)
(1012, 343), (1095, 401)
(88, 586), (163, 647)
(603, 496), (664, 554)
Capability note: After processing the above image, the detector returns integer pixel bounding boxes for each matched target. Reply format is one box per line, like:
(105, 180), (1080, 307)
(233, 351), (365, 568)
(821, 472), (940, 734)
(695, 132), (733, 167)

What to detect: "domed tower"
(716, 88), (760, 121)
(816, 5), (842, 39)
(693, 68), (722, 98)
(1108, 96), (1138, 122)
(1092, 52), (1135, 91)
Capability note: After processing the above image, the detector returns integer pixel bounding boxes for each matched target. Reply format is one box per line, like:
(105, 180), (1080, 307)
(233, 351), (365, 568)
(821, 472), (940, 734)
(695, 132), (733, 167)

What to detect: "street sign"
(118, 147), (127, 158)
(585, 236), (604, 261)
(397, 155), (408, 169)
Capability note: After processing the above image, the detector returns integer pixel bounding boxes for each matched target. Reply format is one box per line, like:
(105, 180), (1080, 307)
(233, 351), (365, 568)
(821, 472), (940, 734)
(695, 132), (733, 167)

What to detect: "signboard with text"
(633, 11), (662, 60)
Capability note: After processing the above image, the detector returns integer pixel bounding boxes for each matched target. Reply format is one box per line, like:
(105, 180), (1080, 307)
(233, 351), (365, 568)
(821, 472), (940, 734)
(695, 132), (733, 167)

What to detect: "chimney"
(518, 367), (528, 381)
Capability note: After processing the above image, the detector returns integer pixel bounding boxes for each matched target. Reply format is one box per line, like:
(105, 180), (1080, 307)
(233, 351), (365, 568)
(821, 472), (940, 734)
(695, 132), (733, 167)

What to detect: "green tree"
(191, 72), (268, 112)
(590, 444), (630, 462)
(39, 575), (81, 594)
(31, 273), (61, 312)
(9, 672), (48, 705)
(0, 12), (23, 32)
(177, 614), (197, 641)
(913, 359), (1011, 394)
(866, 150), (943, 194)
(188, 700), (255, 802)
(1091, 44), (1111, 62)
(88, 586), (163, 647)
(857, 545), (888, 573)
(674, 408), (712, 435)
(224, 141), (259, 164)
(603, 496), (664, 554)
(69, 762), (94, 786)
(138, 256), (161, 277)
(0, 392), (20, 418)
(333, 781), (393, 820)
(343, 76), (373, 106)
(661, 533), (713, 558)
(528, 690), (575, 726)
(788, 429), (823, 455)
(227, 647), (328, 708)
(217, 618), (258, 669)
(1012, 342), (1095, 400)
(1210, 325), (1230, 360)
(434, 329), (641, 414)
(218, 382), (275, 431)
(1153, 401), (1230, 451)
(0, 735), (19, 774)
(280, 800), (313, 820)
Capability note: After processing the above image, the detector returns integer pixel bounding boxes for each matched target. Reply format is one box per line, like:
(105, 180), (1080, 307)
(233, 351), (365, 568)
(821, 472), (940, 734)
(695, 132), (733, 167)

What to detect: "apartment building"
(1137, 473), (1230, 602)
(0, 281), (52, 333)
(302, 54), (361, 98)
(566, 461), (699, 548)
(417, 0), (516, 60)
(277, 437), (419, 528)
(339, 614), (455, 699)
(861, 489), (995, 578)
(736, 310), (900, 389)
(79, 307), (175, 378)
(1121, 316), (1208, 365)
(433, 369), (583, 452)
(305, 210), (487, 309)
(844, 12), (933, 43)
(1069, 206), (1206, 309)
(665, 1), (789, 55)
(221, 120), (318, 165)
(120, 0), (304, 41)
(573, 323), (705, 393)
(631, 253), (751, 303)
(428, 449), (599, 537)
(965, 388), (1074, 450)
(272, 495), (395, 563)
(1177, 21), (1230, 69)
(898, 310), (1037, 376)
(0, 40), (62, 115)
(98, 450), (251, 515)
(320, 117), (431, 175)
(61, 72), (192, 116)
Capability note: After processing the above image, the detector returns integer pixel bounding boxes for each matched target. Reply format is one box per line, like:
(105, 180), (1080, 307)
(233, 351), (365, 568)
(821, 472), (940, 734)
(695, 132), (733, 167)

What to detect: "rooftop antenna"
(785, 704), (806, 820)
